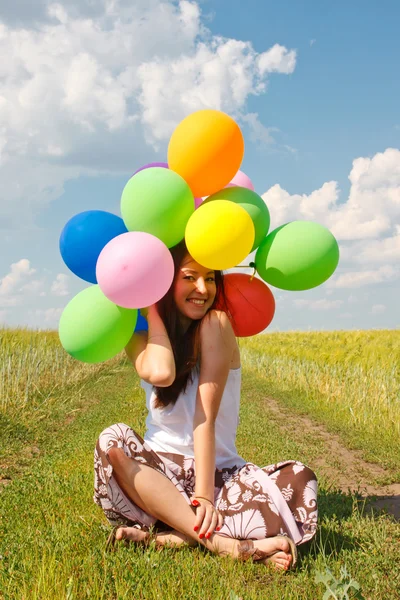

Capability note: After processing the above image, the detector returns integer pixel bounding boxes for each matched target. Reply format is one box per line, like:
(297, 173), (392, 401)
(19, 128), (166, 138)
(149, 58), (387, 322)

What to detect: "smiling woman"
(149, 242), (230, 408)
(93, 239), (318, 571)
(174, 261), (217, 327)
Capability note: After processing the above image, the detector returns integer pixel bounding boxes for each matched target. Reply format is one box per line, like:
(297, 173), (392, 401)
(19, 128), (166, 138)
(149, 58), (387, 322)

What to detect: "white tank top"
(142, 367), (246, 469)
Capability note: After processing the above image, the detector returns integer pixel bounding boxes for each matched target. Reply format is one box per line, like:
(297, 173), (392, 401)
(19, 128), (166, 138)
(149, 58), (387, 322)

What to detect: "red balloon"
(216, 273), (275, 337)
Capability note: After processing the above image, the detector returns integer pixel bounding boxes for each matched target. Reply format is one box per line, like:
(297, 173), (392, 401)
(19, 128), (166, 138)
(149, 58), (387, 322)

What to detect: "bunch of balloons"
(58, 109), (339, 363)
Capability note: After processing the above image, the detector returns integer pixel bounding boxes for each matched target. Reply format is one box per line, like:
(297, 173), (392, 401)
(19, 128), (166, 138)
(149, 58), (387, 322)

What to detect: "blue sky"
(0, 0), (399, 331)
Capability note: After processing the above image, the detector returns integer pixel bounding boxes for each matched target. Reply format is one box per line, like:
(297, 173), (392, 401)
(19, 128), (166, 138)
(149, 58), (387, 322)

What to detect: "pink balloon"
(227, 170), (255, 191)
(96, 232), (174, 309)
(202, 170), (254, 200)
(133, 162), (168, 176)
(194, 197), (203, 209)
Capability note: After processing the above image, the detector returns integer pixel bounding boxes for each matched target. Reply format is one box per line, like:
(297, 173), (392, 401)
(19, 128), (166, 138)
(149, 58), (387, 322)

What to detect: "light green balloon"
(204, 186), (270, 251)
(255, 221), (340, 291)
(59, 286), (137, 363)
(121, 167), (194, 248)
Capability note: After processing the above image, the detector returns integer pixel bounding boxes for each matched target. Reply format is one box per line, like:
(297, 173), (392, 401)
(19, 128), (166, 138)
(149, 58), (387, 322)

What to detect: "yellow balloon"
(168, 110), (244, 198)
(185, 200), (255, 270)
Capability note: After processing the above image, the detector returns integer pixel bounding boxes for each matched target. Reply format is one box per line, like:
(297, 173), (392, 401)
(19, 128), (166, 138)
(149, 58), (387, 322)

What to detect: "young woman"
(94, 241), (318, 570)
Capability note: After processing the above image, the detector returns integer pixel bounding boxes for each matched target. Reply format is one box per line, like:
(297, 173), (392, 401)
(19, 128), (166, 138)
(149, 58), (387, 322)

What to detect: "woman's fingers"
(204, 510), (219, 538)
(192, 501), (224, 539)
(193, 504), (206, 534)
(198, 506), (214, 538)
(193, 505), (213, 538)
(199, 507), (220, 538)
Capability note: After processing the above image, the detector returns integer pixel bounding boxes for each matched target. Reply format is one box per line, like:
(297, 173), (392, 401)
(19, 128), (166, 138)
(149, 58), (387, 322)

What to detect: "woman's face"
(173, 255), (217, 326)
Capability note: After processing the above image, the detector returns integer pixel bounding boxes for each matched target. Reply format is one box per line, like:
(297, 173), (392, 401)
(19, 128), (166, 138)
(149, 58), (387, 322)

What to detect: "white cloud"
(261, 147), (400, 303)
(0, 260), (69, 316)
(370, 304), (386, 315)
(283, 144), (297, 155)
(0, 0), (297, 229)
(262, 181), (339, 231)
(0, 296), (22, 309)
(262, 148), (400, 241)
(29, 307), (63, 328)
(136, 37), (296, 143)
(293, 298), (344, 310)
(0, 259), (36, 296)
(328, 265), (399, 289)
(257, 44), (296, 75)
(51, 273), (69, 296)
(20, 279), (46, 294)
(241, 113), (278, 145)
(354, 226), (400, 264)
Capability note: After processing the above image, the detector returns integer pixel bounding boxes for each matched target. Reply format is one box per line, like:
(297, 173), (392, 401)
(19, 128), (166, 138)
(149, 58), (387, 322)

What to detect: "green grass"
(0, 329), (399, 599)
(0, 326), (119, 414)
(0, 326), (123, 481)
(0, 362), (399, 598)
(240, 330), (400, 475)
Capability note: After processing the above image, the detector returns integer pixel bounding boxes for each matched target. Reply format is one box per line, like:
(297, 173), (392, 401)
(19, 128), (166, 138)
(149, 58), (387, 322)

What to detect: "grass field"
(0, 328), (399, 599)
(240, 330), (400, 476)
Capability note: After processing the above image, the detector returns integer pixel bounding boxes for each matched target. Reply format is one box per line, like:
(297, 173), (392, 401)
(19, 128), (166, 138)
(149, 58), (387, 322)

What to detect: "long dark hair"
(153, 240), (229, 408)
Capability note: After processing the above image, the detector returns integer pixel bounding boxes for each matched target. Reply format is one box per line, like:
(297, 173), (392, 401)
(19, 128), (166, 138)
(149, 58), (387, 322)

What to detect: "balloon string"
(232, 262), (257, 281)
(249, 261), (256, 282)
(232, 264), (252, 268)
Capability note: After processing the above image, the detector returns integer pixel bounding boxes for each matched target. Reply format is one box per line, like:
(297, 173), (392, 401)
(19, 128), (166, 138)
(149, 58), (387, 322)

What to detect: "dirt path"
(265, 396), (400, 520)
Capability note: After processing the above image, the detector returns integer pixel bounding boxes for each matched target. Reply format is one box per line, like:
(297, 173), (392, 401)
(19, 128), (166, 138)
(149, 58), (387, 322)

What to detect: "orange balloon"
(168, 110), (244, 198)
(216, 273), (275, 337)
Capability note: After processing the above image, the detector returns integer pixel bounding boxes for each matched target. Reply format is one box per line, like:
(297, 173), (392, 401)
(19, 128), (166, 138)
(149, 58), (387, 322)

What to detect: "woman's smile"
(173, 255), (217, 326)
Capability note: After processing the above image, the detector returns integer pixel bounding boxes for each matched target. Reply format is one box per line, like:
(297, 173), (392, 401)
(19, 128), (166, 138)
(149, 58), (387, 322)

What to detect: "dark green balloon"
(121, 167), (194, 248)
(255, 221), (340, 291)
(59, 286), (137, 363)
(204, 186), (270, 251)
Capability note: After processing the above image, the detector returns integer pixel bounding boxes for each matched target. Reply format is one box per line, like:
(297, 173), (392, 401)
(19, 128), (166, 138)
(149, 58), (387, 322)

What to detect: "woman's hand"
(191, 497), (224, 539)
(140, 304), (160, 322)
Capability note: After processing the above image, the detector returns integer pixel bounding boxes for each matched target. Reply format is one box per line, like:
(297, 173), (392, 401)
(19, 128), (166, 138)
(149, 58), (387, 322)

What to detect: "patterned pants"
(94, 423), (318, 545)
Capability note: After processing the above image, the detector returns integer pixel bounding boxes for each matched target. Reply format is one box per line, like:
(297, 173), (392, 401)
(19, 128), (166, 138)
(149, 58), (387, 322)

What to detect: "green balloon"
(255, 221), (340, 291)
(121, 167), (194, 248)
(204, 186), (270, 251)
(59, 286), (138, 363)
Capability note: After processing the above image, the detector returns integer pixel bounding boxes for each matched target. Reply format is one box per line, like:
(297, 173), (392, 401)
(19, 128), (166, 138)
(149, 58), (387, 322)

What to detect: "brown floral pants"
(94, 423), (318, 545)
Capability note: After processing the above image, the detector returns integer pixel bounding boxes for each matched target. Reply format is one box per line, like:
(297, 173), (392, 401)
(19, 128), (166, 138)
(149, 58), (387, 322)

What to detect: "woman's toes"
(266, 551), (291, 570)
(115, 527), (128, 541)
(115, 526), (148, 543)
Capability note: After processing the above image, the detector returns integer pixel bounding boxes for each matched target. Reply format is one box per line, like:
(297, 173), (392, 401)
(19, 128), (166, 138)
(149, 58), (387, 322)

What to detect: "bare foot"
(115, 526), (196, 548)
(211, 534), (293, 571)
(154, 530), (198, 548)
(250, 536), (292, 570)
(115, 526), (149, 544)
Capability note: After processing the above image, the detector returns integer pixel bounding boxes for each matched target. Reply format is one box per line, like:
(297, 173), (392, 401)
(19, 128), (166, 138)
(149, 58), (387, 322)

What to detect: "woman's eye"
(207, 278), (215, 282)
(184, 276), (195, 280)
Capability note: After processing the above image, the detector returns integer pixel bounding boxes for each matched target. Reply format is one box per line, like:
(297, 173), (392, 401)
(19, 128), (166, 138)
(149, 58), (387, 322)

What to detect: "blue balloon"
(59, 211), (128, 283)
(134, 312), (149, 332)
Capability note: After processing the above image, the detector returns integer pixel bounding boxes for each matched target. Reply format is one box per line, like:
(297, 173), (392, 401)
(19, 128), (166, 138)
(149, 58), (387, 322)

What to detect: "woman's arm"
(124, 305), (176, 387)
(193, 310), (237, 502)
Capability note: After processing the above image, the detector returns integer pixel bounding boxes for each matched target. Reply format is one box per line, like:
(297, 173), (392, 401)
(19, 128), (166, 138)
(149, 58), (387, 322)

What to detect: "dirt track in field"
(265, 397), (400, 520)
